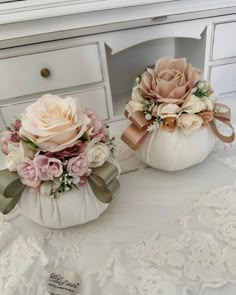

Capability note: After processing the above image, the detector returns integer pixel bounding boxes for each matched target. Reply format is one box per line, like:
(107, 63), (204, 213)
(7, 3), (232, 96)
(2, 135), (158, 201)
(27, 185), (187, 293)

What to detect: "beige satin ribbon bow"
(121, 103), (235, 151)
(121, 110), (154, 151)
(0, 161), (120, 214)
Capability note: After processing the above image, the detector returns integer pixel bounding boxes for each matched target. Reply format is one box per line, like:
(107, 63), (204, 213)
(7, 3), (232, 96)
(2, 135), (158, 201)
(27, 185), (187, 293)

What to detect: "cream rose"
(141, 57), (201, 105)
(181, 95), (207, 114)
(204, 98), (214, 111)
(86, 142), (110, 168)
(126, 86), (145, 114)
(177, 114), (203, 135)
(20, 94), (90, 152)
(157, 103), (181, 118)
(7, 142), (25, 171)
(6, 140), (36, 172)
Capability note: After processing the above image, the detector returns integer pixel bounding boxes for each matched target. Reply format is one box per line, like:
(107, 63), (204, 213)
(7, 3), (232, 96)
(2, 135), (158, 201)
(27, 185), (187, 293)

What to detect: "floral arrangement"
(122, 57), (234, 150)
(0, 94), (114, 198)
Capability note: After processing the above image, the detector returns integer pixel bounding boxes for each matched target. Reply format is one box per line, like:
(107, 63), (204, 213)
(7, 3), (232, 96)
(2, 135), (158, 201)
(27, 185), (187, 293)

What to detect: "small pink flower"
(1, 130), (12, 155)
(17, 159), (41, 188)
(34, 155), (63, 181)
(9, 119), (21, 132)
(8, 119), (22, 143)
(86, 110), (108, 141)
(79, 176), (88, 186)
(67, 154), (91, 177)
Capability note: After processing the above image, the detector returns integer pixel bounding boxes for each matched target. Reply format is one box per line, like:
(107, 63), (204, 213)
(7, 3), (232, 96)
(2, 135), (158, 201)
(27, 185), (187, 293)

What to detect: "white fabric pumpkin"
(17, 183), (109, 229)
(136, 127), (216, 171)
(16, 159), (120, 229)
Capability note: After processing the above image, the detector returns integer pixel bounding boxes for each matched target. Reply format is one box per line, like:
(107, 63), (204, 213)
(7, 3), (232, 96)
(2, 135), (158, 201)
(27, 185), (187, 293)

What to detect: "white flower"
(197, 81), (205, 89)
(40, 181), (51, 195)
(204, 98), (214, 111)
(126, 86), (145, 114)
(177, 114), (203, 135)
(7, 142), (25, 171)
(157, 103), (181, 118)
(86, 142), (110, 168)
(126, 101), (144, 114)
(147, 120), (160, 132)
(209, 92), (218, 101)
(72, 177), (81, 185)
(181, 95), (206, 114)
(145, 113), (152, 121)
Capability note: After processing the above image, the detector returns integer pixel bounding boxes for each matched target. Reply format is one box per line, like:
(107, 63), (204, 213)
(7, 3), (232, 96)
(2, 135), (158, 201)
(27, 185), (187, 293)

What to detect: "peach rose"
(162, 117), (177, 133)
(20, 94), (90, 152)
(141, 57), (201, 105)
(177, 114), (203, 135)
(197, 111), (214, 127)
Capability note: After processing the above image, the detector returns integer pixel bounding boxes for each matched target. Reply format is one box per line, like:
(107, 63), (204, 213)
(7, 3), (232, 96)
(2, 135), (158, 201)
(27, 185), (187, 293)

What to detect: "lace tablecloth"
(2, 96), (236, 295)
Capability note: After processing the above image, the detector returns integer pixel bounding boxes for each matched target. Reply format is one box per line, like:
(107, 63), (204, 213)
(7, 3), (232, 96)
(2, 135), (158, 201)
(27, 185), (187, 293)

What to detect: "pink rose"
(1, 130), (12, 155)
(86, 110), (108, 141)
(34, 155), (63, 181)
(67, 154), (91, 177)
(17, 159), (41, 188)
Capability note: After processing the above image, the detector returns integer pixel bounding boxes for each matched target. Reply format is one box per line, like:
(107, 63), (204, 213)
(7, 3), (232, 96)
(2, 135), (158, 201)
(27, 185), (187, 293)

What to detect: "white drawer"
(62, 87), (108, 120)
(210, 63), (236, 94)
(0, 87), (108, 125)
(0, 43), (103, 100)
(213, 22), (236, 60)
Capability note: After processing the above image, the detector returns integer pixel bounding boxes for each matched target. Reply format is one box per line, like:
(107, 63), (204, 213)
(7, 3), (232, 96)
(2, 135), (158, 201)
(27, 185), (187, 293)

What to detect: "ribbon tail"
(121, 124), (148, 151)
(107, 178), (120, 199)
(2, 193), (22, 215)
(0, 169), (25, 214)
(88, 174), (112, 203)
(210, 119), (235, 143)
(88, 161), (120, 203)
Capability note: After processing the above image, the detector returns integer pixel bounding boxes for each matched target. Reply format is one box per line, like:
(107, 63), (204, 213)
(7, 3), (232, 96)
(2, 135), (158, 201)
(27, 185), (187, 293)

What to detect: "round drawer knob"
(40, 68), (51, 78)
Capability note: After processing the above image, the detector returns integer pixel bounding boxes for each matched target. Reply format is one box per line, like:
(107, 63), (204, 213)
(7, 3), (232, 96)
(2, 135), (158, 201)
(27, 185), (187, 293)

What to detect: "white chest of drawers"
(0, 0), (236, 129)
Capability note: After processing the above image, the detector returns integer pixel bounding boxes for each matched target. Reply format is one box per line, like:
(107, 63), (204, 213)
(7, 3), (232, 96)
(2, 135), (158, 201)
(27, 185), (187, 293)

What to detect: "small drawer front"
(213, 22), (236, 60)
(0, 44), (103, 100)
(62, 87), (108, 120)
(0, 111), (5, 130)
(1, 100), (35, 125)
(210, 63), (236, 94)
(1, 87), (108, 125)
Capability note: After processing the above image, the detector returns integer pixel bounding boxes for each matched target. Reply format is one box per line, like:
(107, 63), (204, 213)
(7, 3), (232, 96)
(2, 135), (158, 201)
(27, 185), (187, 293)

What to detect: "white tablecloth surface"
(1, 95), (236, 295)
